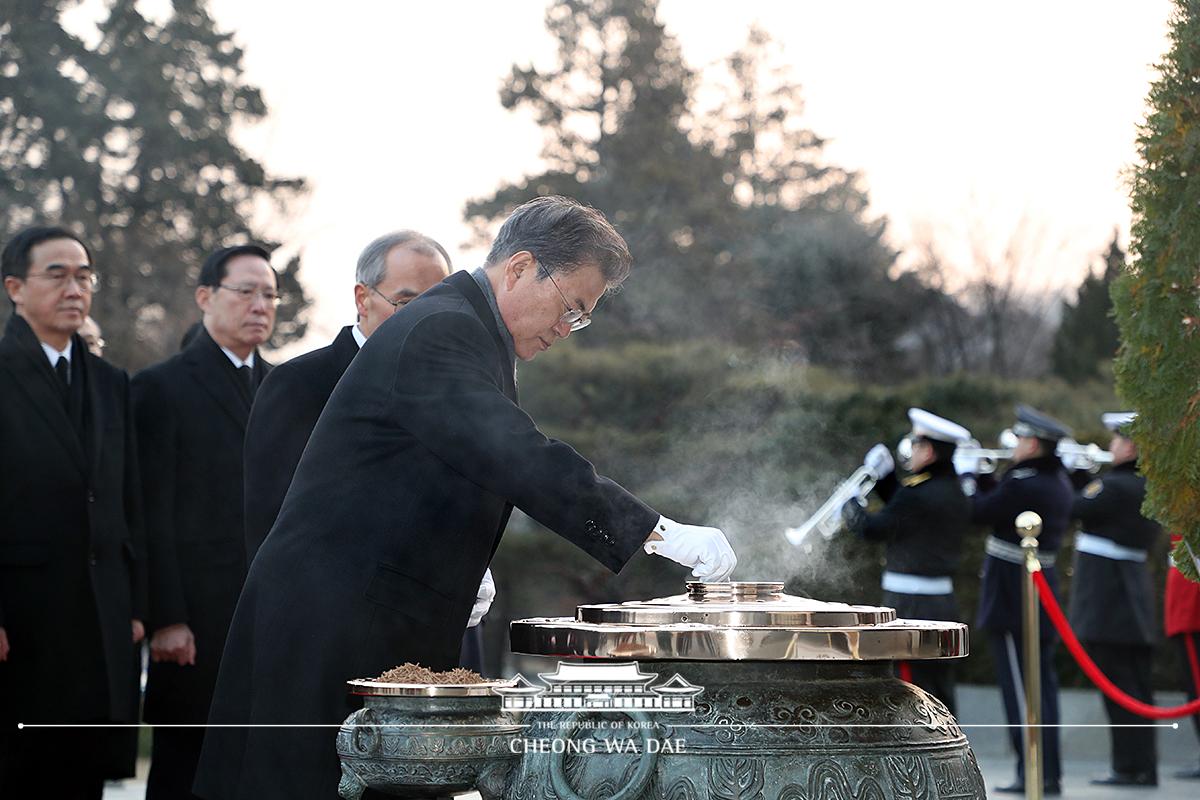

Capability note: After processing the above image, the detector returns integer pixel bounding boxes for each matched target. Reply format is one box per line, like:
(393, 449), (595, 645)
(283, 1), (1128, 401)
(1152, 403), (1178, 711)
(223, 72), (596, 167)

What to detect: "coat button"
(87, 490), (95, 503)
(89, 552), (98, 566)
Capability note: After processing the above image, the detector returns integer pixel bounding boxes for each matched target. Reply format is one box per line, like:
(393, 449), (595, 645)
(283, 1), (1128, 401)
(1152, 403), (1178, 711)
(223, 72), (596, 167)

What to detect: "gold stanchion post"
(1017, 510), (1044, 800)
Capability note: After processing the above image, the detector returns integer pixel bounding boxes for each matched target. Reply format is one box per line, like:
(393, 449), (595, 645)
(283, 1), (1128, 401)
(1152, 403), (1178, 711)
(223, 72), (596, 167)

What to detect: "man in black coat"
(133, 244), (277, 800)
(240, 231), (493, 668)
(243, 230), (451, 561)
(0, 226), (147, 798)
(195, 196), (737, 800)
(1069, 411), (1162, 787)
(843, 408), (972, 714)
(972, 404), (1075, 796)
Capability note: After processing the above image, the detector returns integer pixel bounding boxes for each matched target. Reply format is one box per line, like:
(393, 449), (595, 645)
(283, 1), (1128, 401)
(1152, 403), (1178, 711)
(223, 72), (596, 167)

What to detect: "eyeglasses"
(539, 265), (592, 331)
(26, 268), (100, 293)
(217, 284), (282, 306)
(370, 285), (414, 309)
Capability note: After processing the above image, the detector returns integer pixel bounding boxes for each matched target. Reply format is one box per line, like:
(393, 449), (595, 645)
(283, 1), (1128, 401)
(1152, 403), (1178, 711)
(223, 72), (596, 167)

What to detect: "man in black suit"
(195, 196), (737, 800)
(133, 244), (277, 800)
(240, 231), (501, 671)
(0, 226), (147, 798)
(243, 230), (452, 560)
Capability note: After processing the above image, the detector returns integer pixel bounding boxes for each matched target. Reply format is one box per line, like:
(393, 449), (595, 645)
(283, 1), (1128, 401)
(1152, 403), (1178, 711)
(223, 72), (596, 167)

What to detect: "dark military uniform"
(847, 458), (969, 713)
(973, 453), (1074, 789)
(1069, 460), (1161, 782)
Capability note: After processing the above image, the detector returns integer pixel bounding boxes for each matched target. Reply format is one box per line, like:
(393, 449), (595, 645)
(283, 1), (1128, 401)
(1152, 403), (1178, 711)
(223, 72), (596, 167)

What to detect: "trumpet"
(947, 429), (1019, 475)
(784, 466), (876, 549)
(898, 429), (1019, 475)
(1056, 439), (1113, 473)
(910, 428), (1113, 475)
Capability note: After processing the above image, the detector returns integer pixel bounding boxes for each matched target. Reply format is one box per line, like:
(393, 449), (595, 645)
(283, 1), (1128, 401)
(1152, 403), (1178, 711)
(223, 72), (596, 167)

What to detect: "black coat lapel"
(331, 326), (359, 373)
(65, 336), (87, 441)
(183, 327), (252, 429)
(250, 351), (270, 399)
(0, 315), (88, 475)
(83, 349), (106, 480)
(445, 271), (517, 401)
(441, 273), (519, 558)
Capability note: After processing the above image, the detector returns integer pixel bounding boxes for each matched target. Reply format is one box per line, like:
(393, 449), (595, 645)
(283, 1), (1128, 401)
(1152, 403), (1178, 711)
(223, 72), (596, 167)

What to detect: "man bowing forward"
(195, 196), (736, 800)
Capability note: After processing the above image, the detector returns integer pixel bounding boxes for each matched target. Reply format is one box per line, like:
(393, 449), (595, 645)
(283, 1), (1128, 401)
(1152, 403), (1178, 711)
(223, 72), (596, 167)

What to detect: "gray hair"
(356, 230), (452, 288)
(485, 195), (632, 287)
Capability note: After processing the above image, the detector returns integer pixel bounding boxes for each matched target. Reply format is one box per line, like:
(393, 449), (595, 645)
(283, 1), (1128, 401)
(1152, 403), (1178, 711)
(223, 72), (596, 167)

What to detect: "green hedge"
(482, 341), (1179, 689)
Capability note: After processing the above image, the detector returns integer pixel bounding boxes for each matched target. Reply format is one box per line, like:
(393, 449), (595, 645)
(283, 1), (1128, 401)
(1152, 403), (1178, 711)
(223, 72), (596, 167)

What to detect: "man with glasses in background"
(240, 230), (493, 672)
(0, 226), (146, 798)
(196, 195), (736, 800)
(133, 244), (277, 800)
(242, 231), (451, 561)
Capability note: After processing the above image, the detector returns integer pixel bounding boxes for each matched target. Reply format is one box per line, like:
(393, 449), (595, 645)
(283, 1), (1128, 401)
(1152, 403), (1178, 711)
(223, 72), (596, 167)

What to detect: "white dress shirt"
(219, 346), (256, 370)
(40, 338), (73, 367)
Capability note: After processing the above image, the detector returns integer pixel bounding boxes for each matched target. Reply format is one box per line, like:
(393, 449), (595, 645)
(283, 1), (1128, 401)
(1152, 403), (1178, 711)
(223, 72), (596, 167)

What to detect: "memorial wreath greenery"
(1113, 0), (1200, 579)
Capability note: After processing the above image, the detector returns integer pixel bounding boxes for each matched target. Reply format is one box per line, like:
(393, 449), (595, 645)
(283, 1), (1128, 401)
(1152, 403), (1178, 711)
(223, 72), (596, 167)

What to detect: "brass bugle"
(784, 466), (876, 549)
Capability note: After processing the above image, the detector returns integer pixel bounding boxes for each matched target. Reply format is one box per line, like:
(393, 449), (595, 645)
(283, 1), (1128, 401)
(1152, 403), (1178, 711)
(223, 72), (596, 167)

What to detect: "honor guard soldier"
(972, 404), (1074, 796)
(1069, 411), (1162, 786)
(842, 408), (972, 714)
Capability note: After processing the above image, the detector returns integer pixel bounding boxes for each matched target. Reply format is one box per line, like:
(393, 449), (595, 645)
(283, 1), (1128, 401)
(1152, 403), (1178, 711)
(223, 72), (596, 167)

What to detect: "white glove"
(1058, 445), (1092, 473)
(467, 568), (495, 628)
(952, 451), (981, 476)
(863, 443), (894, 480)
(643, 516), (737, 582)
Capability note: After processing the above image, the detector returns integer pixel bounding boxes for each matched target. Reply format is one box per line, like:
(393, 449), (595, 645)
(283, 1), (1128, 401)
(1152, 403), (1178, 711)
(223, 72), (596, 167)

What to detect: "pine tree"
(464, 0), (732, 343)
(1052, 232), (1123, 381)
(1112, 0), (1200, 579)
(464, 0), (938, 376)
(0, 0), (307, 368)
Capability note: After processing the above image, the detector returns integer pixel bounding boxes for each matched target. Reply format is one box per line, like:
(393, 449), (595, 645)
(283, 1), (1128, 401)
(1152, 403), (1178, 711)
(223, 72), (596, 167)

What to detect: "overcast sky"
(130, 1), (1177, 354)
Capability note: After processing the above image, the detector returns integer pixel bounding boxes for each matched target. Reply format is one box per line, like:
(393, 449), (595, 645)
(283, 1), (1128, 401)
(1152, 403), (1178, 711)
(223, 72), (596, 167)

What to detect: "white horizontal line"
(17, 722), (1180, 730)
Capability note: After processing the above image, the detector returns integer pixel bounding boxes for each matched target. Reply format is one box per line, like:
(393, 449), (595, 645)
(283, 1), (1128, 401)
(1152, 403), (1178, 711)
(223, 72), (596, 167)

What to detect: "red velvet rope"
(1032, 570), (1200, 719)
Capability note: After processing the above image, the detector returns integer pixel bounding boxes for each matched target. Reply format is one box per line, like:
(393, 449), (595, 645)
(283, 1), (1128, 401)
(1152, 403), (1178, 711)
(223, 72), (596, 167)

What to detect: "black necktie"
(238, 365), (254, 397)
(54, 355), (70, 396)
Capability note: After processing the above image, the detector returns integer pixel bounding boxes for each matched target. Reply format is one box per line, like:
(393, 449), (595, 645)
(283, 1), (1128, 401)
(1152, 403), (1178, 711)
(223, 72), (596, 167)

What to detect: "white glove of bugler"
(1058, 442), (1095, 473)
(952, 451), (981, 477)
(468, 568), (495, 628)
(643, 516), (737, 582)
(863, 443), (894, 480)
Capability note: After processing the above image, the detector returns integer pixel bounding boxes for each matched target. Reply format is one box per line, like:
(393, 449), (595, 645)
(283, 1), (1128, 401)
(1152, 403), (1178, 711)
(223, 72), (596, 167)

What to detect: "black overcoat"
(852, 459), (970, 622)
(194, 271), (658, 800)
(243, 325), (358, 561)
(132, 326), (270, 723)
(0, 314), (146, 772)
(1067, 461), (1161, 645)
(972, 454), (1073, 636)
